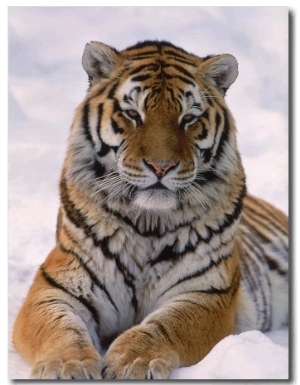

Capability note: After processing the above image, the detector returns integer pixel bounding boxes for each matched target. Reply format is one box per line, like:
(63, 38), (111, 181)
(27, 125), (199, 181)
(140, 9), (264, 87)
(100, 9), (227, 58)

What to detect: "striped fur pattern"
(13, 40), (288, 380)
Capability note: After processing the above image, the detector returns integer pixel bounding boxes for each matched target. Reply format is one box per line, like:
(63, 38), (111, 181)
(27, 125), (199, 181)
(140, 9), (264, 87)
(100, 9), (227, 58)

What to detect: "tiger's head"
(67, 40), (243, 212)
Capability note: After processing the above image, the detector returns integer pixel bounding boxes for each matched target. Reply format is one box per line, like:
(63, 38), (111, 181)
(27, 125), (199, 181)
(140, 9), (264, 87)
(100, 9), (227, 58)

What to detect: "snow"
(170, 331), (289, 380)
(7, 5), (290, 381)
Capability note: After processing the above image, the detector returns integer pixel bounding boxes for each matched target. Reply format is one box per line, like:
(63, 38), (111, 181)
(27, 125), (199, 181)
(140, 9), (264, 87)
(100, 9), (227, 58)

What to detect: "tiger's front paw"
(103, 356), (176, 380)
(103, 326), (179, 379)
(30, 347), (103, 379)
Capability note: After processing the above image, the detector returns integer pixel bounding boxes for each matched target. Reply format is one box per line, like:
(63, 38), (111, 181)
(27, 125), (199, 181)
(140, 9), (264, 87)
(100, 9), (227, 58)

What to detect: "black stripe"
(243, 209), (287, 247)
(164, 63), (194, 80)
(210, 183), (246, 235)
(102, 203), (198, 238)
(201, 148), (212, 163)
(199, 109), (209, 120)
(151, 235), (203, 266)
(197, 125), (208, 140)
(60, 177), (115, 251)
(196, 109), (222, 164)
(59, 243), (119, 313)
(107, 82), (119, 99)
(245, 196), (288, 235)
(111, 145), (120, 154)
(131, 74), (152, 82)
(150, 244), (181, 265)
(111, 118), (124, 134)
(102, 204), (162, 237)
(240, 241), (271, 330)
(41, 266), (100, 329)
(125, 40), (183, 53)
(167, 56), (195, 66)
(86, 84), (108, 101)
(129, 51), (159, 59)
(104, 184), (244, 240)
(133, 86), (143, 93)
(241, 217), (287, 276)
(113, 99), (122, 114)
(163, 48), (193, 61)
(104, 181), (244, 247)
(166, 86), (178, 104)
(96, 104), (112, 157)
(188, 184), (245, 245)
(97, 141), (111, 157)
(239, 251), (259, 310)
(195, 170), (219, 184)
(98, 237), (138, 311)
(129, 64), (156, 76)
(144, 92), (152, 111)
(202, 54), (215, 62)
(204, 92), (214, 106)
(82, 102), (95, 147)
(60, 185), (138, 307)
(125, 43), (157, 54)
(60, 177), (93, 235)
(92, 159), (106, 178)
(215, 110), (221, 127)
(164, 72), (195, 86)
(159, 252), (232, 298)
(53, 314), (66, 323)
(242, 210), (283, 246)
(215, 107), (230, 160)
(185, 266), (240, 298)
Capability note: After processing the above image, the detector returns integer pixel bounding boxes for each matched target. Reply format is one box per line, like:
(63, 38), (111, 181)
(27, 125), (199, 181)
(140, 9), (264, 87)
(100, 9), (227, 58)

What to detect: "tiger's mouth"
(141, 182), (169, 191)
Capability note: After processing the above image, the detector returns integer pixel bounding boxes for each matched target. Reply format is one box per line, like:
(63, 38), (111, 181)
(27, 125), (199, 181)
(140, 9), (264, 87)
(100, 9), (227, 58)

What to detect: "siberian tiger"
(12, 40), (288, 380)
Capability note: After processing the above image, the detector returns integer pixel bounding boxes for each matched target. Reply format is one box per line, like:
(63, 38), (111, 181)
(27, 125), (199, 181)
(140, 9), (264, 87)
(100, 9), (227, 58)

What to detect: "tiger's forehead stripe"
(122, 40), (197, 62)
(112, 59), (202, 116)
(128, 63), (160, 76)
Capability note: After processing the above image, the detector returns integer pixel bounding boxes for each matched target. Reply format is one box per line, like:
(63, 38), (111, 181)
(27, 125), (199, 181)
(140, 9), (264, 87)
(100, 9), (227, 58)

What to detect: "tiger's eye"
(122, 109), (142, 126)
(126, 109), (140, 119)
(182, 114), (196, 123)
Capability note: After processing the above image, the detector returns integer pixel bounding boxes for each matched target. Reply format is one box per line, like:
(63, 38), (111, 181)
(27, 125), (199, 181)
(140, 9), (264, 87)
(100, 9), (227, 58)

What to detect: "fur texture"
(13, 40), (288, 380)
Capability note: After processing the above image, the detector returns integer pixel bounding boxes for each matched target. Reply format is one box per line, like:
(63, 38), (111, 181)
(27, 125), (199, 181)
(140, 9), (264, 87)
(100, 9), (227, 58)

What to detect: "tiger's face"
(105, 76), (206, 211)
(74, 41), (239, 211)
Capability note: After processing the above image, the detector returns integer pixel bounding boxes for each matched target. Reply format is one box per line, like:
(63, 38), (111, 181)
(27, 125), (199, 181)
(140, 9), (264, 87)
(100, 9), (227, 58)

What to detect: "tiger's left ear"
(201, 54), (238, 96)
(82, 41), (120, 86)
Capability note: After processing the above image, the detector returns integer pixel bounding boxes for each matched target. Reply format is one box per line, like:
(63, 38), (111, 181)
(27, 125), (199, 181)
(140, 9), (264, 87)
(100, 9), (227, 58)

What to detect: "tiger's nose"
(143, 159), (178, 178)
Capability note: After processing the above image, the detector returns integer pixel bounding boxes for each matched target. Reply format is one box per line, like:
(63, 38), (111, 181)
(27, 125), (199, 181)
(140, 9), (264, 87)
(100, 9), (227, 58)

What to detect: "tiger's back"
(237, 195), (288, 332)
(13, 40), (288, 380)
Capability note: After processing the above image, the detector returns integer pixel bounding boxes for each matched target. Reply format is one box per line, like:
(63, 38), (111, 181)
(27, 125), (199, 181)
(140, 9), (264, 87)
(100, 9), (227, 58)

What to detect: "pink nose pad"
(144, 160), (178, 177)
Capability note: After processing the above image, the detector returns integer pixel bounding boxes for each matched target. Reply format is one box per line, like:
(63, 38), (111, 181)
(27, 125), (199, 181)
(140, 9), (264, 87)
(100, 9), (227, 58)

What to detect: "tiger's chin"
(133, 189), (178, 211)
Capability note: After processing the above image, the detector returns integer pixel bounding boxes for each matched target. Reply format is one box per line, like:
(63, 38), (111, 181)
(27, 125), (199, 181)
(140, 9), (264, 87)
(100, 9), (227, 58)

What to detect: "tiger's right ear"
(201, 54), (238, 96)
(82, 41), (120, 85)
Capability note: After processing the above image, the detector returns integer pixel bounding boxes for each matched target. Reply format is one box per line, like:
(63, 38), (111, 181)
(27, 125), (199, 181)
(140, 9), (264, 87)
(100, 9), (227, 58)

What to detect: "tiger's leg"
(12, 247), (103, 379)
(103, 270), (239, 380)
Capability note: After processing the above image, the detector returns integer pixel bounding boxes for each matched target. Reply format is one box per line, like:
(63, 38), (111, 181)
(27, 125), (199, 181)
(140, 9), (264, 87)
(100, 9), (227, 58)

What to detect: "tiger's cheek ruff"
(12, 40), (288, 380)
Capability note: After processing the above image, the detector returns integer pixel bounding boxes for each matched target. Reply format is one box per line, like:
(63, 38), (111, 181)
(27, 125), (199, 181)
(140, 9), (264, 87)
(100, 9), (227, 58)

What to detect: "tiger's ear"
(82, 41), (120, 85)
(201, 54), (238, 96)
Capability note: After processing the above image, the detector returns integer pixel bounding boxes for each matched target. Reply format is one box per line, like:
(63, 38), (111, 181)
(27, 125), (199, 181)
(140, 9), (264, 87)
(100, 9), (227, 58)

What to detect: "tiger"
(12, 40), (288, 380)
